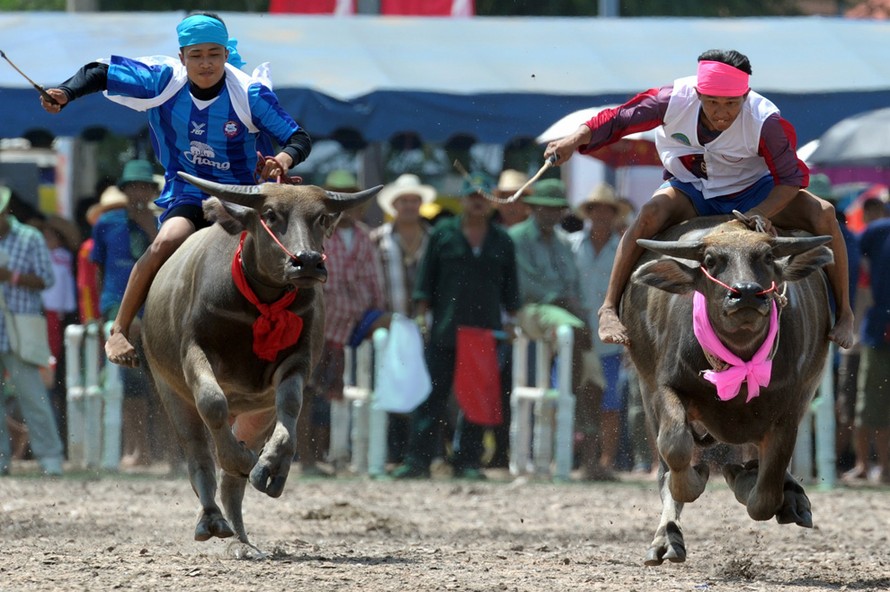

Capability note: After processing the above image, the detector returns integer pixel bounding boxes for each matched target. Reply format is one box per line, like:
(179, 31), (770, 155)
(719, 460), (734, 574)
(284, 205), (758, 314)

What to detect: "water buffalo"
(141, 173), (381, 551)
(621, 216), (833, 565)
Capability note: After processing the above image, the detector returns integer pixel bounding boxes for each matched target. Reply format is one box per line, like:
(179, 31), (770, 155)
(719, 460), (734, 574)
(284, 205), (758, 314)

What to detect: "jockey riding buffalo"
(141, 173), (381, 551)
(621, 216), (833, 565)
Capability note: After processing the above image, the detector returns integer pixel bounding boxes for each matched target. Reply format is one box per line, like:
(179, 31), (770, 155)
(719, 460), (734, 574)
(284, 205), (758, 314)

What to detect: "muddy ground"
(1, 463), (889, 592)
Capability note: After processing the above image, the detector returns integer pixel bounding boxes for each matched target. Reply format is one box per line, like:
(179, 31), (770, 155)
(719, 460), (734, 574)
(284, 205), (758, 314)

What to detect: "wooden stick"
(508, 155), (557, 202)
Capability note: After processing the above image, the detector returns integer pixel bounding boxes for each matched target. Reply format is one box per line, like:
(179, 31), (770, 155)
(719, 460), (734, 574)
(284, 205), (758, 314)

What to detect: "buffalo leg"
(221, 412), (277, 544)
(185, 349), (258, 479)
(645, 460), (687, 566)
(154, 380), (234, 541)
(249, 372), (305, 498)
(723, 428), (812, 527)
(654, 386), (709, 504)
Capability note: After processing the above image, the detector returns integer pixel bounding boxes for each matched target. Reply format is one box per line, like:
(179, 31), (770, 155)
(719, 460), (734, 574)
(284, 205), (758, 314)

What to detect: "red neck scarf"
(231, 232), (303, 361)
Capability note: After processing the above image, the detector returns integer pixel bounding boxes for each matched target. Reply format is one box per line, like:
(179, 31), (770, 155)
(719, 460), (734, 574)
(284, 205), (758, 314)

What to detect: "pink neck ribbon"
(692, 291), (778, 402)
(696, 60), (750, 97)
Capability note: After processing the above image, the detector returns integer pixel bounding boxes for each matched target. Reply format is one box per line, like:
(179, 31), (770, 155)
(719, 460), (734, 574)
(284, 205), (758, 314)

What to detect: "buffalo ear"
(203, 197), (251, 235)
(322, 213), (342, 238)
(780, 244), (834, 282)
(632, 259), (698, 294)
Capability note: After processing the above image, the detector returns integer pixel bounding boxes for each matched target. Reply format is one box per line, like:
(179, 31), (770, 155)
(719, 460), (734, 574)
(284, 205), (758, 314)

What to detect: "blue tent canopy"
(3, 13), (890, 145)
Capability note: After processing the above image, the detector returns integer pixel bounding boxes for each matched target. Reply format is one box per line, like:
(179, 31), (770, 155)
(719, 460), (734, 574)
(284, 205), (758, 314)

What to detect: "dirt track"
(1, 464), (889, 592)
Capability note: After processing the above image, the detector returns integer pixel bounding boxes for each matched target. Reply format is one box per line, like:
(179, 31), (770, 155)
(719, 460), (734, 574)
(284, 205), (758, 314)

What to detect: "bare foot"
(841, 465), (868, 482)
(828, 310), (854, 349)
(597, 306), (630, 345)
(105, 331), (139, 367)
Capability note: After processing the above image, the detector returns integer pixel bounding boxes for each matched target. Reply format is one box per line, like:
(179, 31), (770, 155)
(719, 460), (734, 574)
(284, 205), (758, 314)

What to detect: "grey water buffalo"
(621, 216), (834, 565)
(141, 172), (381, 549)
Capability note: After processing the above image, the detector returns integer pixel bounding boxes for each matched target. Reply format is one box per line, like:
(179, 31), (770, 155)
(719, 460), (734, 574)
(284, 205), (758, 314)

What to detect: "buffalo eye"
(262, 209), (278, 225)
(703, 253), (717, 271)
(763, 251), (775, 266)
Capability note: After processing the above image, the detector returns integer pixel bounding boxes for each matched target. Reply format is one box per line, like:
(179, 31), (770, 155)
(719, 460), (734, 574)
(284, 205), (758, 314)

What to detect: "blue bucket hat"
(118, 160), (159, 189)
(460, 171), (495, 197)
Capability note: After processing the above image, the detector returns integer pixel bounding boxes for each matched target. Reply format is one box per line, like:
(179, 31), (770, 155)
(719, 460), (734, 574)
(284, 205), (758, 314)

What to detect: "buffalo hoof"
(722, 460), (759, 506)
(775, 478), (813, 528)
(194, 511), (235, 541)
(249, 463), (288, 498)
(644, 522), (686, 566)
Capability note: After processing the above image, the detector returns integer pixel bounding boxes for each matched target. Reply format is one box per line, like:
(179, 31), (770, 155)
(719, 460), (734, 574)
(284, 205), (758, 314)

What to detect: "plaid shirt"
(322, 222), (385, 345)
(0, 216), (55, 352)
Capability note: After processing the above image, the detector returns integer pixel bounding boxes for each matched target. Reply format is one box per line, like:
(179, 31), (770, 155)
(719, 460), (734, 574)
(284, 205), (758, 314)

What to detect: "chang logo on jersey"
(190, 121), (206, 137)
(223, 120), (241, 139)
(184, 141), (231, 171)
(671, 133), (691, 146)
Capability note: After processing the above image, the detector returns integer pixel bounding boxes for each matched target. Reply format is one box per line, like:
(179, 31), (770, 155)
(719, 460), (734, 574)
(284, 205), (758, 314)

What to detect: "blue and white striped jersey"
(105, 56), (302, 220)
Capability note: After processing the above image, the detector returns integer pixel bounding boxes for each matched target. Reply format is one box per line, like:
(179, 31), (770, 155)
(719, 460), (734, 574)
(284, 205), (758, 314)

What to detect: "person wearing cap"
(0, 186), (65, 476)
(296, 170), (386, 477)
(492, 169), (531, 228)
(568, 183), (635, 480)
(41, 12), (312, 367)
(371, 174), (436, 463)
(393, 172), (521, 480)
(544, 49), (855, 351)
(90, 161), (167, 467)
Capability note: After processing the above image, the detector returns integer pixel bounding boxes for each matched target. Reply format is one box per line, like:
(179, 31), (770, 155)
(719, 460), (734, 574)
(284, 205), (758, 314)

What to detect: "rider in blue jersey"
(41, 13), (312, 367)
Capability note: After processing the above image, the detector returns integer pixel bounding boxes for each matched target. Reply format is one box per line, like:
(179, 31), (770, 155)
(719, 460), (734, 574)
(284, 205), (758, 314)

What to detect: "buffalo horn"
(637, 238), (704, 262)
(177, 172), (267, 206)
(770, 235), (832, 259)
(324, 185), (385, 213)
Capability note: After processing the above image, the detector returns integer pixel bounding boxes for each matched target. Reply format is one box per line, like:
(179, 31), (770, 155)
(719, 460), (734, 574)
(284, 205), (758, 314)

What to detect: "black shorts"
(165, 204), (213, 231)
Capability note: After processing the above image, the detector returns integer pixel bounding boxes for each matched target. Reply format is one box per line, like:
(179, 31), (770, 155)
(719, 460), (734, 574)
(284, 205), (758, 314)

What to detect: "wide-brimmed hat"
(575, 183), (621, 215)
(496, 169), (529, 194)
(324, 170), (360, 192)
(524, 179), (569, 208)
(118, 159), (159, 188)
(0, 185), (11, 214)
(86, 186), (128, 225)
(377, 174), (436, 217)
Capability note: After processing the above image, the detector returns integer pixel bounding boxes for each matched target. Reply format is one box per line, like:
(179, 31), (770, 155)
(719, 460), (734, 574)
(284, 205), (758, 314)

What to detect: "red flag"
(381, 0), (474, 16)
(269, 0), (355, 14)
(453, 326), (502, 426)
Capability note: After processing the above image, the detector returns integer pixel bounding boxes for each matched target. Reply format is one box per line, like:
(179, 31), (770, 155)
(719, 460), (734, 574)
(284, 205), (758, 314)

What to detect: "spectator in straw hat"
(371, 174), (436, 463)
(492, 169), (531, 228)
(569, 183), (634, 480)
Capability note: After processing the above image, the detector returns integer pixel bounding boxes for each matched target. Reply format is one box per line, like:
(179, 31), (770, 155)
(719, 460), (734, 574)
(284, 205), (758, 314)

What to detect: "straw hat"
(86, 186), (128, 226)
(377, 174), (436, 216)
(496, 169), (529, 194)
(575, 183), (622, 216)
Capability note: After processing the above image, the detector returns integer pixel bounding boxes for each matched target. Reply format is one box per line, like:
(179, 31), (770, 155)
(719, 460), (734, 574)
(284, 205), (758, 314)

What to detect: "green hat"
(460, 171), (495, 197)
(324, 169), (360, 191)
(0, 186), (11, 214)
(524, 179), (568, 207)
(119, 159), (159, 188)
(808, 173), (834, 201)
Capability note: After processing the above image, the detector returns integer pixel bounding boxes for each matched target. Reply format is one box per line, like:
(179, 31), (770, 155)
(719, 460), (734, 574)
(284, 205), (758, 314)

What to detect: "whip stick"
(0, 49), (59, 105)
(508, 155), (557, 202)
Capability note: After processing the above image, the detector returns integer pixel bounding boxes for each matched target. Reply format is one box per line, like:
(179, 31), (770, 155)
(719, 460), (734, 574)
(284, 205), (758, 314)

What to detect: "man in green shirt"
(393, 172), (521, 480)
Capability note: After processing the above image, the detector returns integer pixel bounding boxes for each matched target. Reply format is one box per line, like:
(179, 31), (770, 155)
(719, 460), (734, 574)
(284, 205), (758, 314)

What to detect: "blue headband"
(177, 15), (228, 49)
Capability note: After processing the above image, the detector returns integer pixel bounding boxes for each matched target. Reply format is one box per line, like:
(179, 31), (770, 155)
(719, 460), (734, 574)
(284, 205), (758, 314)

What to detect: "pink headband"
(696, 60), (750, 97)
